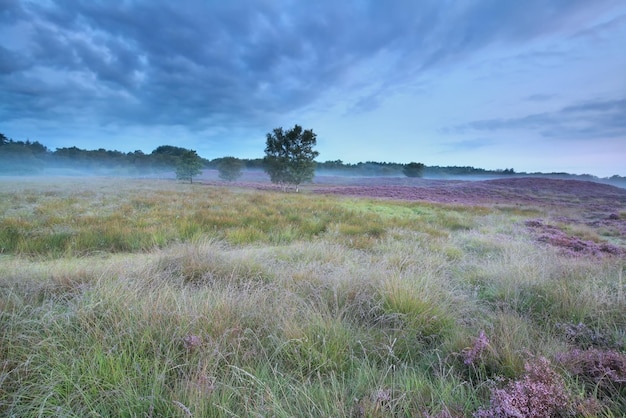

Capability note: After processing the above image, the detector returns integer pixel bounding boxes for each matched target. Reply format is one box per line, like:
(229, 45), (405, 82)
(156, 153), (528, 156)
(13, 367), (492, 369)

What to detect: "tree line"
(0, 133), (211, 175)
(2, 131), (622, 187)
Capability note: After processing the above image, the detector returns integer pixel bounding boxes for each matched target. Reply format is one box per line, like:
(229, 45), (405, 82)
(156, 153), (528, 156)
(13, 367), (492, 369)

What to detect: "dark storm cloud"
(0, 0), (622, 129)
(0, 45), (30, 74)
(452, 98), (626, 140)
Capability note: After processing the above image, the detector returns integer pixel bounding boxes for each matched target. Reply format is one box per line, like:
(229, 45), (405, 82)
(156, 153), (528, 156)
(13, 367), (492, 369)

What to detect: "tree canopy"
(216, 157), (244, 181)
(0, 134), (49, 174)
(175, 150), (203, 183)
(403, 162), (425, 178)
(263, 125), (319, 191)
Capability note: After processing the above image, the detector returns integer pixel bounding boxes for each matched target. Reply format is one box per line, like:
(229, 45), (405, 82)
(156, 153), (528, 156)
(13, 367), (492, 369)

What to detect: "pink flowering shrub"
(474, 357), (571, 418)
(463, 330), (490, 366)
(182, 334), (203, 352)
(524, 219), (625, 257)
(459, 330), (504, 381)
(556, 348), (626, 400)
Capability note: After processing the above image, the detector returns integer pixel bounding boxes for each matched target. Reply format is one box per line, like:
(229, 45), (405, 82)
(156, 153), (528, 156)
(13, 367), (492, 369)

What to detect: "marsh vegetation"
(1, 177), (624, 416)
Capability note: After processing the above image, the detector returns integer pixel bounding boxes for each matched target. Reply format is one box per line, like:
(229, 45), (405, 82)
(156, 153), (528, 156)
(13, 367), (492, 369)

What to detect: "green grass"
(1, 177), (624, 416)
(0, 179), (494, 256)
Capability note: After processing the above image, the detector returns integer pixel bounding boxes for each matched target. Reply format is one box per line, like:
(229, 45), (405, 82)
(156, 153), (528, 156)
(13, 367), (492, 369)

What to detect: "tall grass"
(0, 178), (498, 257)
(1, 177), (624, 416)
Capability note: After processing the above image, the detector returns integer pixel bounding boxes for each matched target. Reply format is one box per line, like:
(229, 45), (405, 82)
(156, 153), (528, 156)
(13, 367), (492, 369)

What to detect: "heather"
(1, 176), (625, 416)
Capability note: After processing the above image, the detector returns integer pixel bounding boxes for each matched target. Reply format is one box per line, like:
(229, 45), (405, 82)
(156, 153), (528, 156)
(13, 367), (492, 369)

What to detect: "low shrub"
(475, 357), (571, 418)
(555, 322), (612, 349)
(556, 348), (626, 401)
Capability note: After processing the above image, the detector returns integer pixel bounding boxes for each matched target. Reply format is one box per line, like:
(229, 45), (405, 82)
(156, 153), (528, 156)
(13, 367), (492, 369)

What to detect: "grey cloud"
(1, 0), (624, 129)
(0, 0), (25, 20)
(451, 98), (626, 140)
(0, 46), (31, 74)
(562, 100), (626, 113)
(570, 12), (626, 40)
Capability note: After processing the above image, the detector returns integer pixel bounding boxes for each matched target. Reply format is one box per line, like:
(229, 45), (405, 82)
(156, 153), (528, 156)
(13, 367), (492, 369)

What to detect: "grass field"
(1, 177), (625, 417)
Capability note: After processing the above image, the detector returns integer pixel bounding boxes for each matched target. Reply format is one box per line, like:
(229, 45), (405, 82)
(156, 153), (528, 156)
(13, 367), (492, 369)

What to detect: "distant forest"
(1, 132), (624, 186)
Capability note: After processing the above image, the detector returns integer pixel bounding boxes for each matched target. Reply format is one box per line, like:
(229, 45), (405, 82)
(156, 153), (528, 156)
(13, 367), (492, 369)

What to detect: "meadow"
(1, 176), (625, 417)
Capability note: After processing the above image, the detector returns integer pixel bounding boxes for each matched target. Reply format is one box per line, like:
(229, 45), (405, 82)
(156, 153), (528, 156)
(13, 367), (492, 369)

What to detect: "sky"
(1, 0), (625, 177)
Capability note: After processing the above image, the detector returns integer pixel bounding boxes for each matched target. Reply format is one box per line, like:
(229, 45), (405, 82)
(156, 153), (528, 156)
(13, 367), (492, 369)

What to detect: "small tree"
(403, 162), (425, 178)
(217, 156), (244, 181)
(263, 124), (319, 191)
(176, 150), (203, 183)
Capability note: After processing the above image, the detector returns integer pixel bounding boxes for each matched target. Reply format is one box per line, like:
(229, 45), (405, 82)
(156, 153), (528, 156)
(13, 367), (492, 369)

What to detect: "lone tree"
(403, 162), (425, 178)
(264, 124), (319, 192)
(176, 150), (203, 183)
(216, 156), (244, 181)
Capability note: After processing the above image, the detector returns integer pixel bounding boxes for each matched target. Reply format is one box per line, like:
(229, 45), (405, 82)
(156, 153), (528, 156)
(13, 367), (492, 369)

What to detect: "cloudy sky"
(1, 0), (625, 176)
